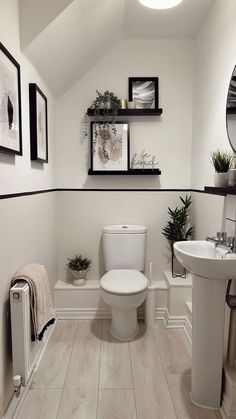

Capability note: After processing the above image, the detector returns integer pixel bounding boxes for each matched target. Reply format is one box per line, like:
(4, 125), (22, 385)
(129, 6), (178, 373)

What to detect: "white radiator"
(10, 282), (44, 386)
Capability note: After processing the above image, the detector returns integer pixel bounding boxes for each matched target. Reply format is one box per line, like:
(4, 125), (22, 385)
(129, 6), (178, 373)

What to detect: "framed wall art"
(90, 122), (129, 172)
(128, 77), (159, 109)
(29, 83), (48, 163)
(0, 42), (22, 155)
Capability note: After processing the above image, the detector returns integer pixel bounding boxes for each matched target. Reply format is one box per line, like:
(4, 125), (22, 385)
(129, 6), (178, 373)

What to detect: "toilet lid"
(100, 270), (148, 295)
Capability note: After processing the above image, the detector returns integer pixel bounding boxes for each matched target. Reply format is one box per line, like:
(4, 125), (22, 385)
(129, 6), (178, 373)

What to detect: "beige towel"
(12, 264), (55, 341)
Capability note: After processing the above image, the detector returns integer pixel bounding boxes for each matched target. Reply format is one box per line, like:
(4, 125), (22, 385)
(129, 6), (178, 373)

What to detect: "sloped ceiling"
(124, 0), (215, 39)
(20, 0), (215, 97)
(19, 0), (75, 49)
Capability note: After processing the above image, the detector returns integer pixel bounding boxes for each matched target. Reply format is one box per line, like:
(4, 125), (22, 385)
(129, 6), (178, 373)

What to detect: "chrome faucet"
(206, 232), (227, 246)
(206, 232), (236, 253)
(226, 236), (236, 253)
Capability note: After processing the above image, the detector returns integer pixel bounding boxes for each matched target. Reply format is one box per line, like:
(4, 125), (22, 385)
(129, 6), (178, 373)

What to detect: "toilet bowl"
(101, 269), (148, 340)
(100, 225), (148, 340)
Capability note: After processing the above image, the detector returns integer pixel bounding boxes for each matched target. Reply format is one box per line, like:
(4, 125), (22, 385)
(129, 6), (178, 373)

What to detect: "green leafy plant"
(83, 90), (120, 141)
(210, 150), (233, 173)
(66, 254), (92, 271)
(162, 195), (193, 244)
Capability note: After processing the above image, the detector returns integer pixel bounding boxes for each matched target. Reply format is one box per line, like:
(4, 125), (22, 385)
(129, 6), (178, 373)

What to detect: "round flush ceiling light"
(139, 0), (183, 9)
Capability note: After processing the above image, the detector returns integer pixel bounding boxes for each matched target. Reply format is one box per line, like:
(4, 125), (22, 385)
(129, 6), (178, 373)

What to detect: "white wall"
(191, 0), (236, 190)
(56, 39), (193, 189)
(191, 0), (236, 239)
(0, 0), (57, 414)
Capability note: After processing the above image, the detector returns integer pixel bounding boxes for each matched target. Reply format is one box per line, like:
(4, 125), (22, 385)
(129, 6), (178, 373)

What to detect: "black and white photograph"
(129, 77), (159, 109)
(29, 83), (48, 163)
(0, 42), (22, 155)
(91, 122), (129, 171)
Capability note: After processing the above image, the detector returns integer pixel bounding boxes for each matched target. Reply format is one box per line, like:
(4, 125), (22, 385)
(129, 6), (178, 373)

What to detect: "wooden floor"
(16, 320), (222, 419)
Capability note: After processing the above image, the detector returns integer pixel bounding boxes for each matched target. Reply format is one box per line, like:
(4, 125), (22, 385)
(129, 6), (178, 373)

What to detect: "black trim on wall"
(0, 187), (210, 200)
(0, 189), (57, 200)
(58, 188), (194, 192)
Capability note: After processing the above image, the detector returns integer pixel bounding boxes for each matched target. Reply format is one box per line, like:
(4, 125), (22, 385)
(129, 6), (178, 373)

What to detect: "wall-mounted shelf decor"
(87, 108), (163, 116)
(128, 77), (159, 109)
(227, 107), (236, 114)
(88, 168), (161, 176)
(90, 121), (130, 172)
(86, 78), (163, 175)
(0, 42), (22, 156)
(29, 83), (48, 163)
(204, 186), (236, 196)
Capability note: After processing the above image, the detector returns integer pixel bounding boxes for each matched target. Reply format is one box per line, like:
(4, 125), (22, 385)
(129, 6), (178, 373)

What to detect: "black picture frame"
(0, 42), (22, 155)
(90, 121), (130, 172)
(128, 77), (159, 109)
(29, 83), (48, 163)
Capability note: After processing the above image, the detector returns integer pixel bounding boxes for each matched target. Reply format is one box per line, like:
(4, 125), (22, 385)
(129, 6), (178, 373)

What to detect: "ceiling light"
(139, 0), (183, 10)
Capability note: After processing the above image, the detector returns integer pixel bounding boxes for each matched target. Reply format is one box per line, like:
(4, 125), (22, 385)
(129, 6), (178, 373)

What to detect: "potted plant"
(162, 195), (193, 278)
(83, 90), (120, 144)
(210, 150), (233, 187)
(66, 254), (92, 286)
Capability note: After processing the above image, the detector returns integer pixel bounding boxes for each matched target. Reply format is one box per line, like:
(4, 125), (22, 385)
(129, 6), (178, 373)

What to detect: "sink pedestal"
(192, 273), (226, 409)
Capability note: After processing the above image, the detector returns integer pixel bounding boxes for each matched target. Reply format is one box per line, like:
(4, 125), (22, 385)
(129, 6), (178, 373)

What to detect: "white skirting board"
(55, 307), (145, 320)
(156, 307), (192, 345)
(54, 306), (192, 346)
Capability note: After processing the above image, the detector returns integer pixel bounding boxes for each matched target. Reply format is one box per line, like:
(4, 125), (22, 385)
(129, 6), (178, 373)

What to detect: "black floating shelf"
(227, 107), (236, 114)
(87, 108), (163, 117)
(88, 169), (161, 176)
(204, 186), (236, 196)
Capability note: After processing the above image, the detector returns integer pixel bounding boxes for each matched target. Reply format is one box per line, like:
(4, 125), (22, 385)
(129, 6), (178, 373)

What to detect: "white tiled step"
(163, 271), (192, 317)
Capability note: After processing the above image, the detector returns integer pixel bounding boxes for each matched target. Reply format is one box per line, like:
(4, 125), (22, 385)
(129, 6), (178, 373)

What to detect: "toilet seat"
(100, 269), (148, 295)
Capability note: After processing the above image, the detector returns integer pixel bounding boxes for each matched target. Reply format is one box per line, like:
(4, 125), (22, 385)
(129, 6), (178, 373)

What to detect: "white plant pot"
(214, 172), (228, 188)
(69, 269), (88, 287)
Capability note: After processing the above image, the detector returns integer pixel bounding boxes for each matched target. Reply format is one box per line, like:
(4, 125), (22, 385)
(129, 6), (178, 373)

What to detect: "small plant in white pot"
(66, 254), (92, 286)
(211, 150), (233, 187)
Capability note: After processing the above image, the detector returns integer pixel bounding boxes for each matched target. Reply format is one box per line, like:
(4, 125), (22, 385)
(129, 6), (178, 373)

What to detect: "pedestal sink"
(174, 240), (236, 409)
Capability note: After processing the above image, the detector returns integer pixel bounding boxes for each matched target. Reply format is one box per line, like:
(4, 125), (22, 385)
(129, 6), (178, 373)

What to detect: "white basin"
(174, 240), (236, 280)
(174, 240), (236, 410)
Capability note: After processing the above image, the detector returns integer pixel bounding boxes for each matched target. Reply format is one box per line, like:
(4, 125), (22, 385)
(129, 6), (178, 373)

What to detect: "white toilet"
(100, 224), (148, 341)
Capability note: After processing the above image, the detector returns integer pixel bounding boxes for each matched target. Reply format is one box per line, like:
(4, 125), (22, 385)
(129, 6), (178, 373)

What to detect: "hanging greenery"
(83, 90), (120, 144)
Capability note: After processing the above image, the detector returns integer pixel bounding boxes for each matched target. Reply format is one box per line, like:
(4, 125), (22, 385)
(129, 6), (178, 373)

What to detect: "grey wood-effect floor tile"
(31, 320), (78, 389)
(166, 374), (220, 419)
(16, 389), (62, 419)
(97, 389), (137, 419)
(99, 320), (133, 389)
(57, 320), (102, 419)
(179, 329), (192, 358)
(130, 324), (177, 419)
(153, 321), (191, 375)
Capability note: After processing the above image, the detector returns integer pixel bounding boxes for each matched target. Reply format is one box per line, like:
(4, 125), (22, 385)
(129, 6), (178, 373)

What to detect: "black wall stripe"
(0, 189), (57, 200)
(0, 188), (210, 200)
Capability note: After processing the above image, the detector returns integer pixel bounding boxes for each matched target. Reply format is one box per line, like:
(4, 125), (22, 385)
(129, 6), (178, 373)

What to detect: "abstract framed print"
(0, 42), (22, 155)
(128, 77), (159, 109)
(91, 122), (129, 172)
(29, 83), (48, 163)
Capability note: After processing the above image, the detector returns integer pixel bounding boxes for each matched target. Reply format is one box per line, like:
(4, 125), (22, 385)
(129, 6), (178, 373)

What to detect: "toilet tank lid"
(103, 224), (147, 234)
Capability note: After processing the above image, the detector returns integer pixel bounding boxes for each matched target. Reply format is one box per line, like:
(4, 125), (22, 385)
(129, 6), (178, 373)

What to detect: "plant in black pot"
(66, 254), (92, 286)
(162, 195), (193, 278)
